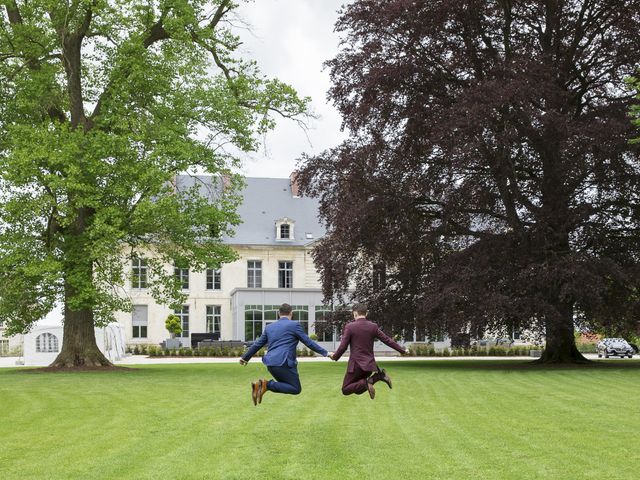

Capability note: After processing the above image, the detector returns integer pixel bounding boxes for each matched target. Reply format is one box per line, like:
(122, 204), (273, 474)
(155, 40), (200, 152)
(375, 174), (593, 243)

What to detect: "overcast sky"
(234, 0), (350, 178)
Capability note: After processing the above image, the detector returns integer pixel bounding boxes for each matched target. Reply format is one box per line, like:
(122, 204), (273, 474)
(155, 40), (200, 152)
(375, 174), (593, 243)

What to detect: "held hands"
(327, 352), (335, 361)
(239, 358), (247, 366)
(402, 348), (410, 356)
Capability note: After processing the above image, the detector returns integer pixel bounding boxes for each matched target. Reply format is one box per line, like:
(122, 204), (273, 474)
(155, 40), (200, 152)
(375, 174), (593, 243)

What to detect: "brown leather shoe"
(366, 378), (376, 400)
(258, 379), (268, 404)
(251, 381), (259, 406)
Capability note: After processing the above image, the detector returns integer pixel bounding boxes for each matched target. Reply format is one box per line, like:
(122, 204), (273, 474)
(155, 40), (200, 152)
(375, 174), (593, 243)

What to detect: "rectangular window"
(513, 327), (522, 341)
(175, 306), (190, 338)
(174, 265), (189, 290)
(278, 261), (293, 288)
(315, 306), (334, 341)
(132, 325), (148, 338)
(206, 305), (221, 333)
(263, 304), (279, 322)
(0, 339), (8, 355)
(206, 269), (221, 290)
(373, 263), (386, 290)
(244, 306), (263, 341)
(280, 223), (290, 239)
(132, 305), (148, 339)
(292, 305), (309, 334)
(132, 257), (148, 289)
(247, 260), (262, 288)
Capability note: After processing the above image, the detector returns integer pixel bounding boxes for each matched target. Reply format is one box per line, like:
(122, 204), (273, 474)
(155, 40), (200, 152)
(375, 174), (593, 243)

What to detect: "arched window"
(275, 217), (295, 241)
(35, 333), (59, 353)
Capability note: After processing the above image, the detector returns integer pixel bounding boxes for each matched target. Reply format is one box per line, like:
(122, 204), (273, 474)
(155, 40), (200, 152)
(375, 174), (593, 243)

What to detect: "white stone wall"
(115, 244), (323, 345)
(0, 328), (23, 354)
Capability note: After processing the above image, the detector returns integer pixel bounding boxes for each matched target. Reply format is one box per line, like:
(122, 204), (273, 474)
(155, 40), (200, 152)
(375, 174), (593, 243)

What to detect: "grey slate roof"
(175, 175), (326, 247)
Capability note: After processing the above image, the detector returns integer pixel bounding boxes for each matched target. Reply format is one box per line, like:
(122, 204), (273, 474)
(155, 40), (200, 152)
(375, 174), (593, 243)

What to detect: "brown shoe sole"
(367, 381), (376, 400)
(258, 379), (268, 404)
(251, 382), (258, 406)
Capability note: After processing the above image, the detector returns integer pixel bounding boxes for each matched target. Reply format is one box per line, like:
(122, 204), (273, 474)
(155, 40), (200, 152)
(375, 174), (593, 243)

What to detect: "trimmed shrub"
(577, 343), (597, 353)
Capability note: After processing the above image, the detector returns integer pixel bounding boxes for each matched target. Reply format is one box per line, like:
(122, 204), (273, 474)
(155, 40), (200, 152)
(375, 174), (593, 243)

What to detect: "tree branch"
(91, 9), (171, 122)
(4, 1), (67, 123)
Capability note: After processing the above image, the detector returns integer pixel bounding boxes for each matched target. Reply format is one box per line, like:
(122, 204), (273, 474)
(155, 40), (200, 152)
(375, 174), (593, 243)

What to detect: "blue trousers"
(266, 364), (302, 395)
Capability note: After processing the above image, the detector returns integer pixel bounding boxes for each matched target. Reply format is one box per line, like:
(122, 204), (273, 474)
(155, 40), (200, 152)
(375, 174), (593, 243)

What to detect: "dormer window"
(275, 217), (295, 241)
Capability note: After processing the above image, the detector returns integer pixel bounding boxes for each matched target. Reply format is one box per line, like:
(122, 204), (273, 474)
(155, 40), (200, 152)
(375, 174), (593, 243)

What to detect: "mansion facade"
(115, 174), (340, 349)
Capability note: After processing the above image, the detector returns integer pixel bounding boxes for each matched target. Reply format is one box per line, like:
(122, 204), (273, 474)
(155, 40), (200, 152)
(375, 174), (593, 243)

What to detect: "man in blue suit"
(240, 303), (332, 405)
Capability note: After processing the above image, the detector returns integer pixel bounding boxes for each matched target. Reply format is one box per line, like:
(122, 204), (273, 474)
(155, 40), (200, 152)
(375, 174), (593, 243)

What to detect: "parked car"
(596, 338), (634, 358)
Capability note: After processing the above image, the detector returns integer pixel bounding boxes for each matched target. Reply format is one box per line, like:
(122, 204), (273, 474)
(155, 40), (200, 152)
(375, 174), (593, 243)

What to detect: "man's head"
(352, 303), (368, 318)
(279, 303), (293, 317)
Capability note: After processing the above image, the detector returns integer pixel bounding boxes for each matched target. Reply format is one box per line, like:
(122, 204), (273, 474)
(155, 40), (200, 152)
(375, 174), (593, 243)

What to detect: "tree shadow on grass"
(376, 359), (640, 372)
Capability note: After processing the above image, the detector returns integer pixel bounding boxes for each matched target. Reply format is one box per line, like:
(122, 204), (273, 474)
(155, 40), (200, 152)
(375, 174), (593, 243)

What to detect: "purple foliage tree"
(298, 0), (640, 363)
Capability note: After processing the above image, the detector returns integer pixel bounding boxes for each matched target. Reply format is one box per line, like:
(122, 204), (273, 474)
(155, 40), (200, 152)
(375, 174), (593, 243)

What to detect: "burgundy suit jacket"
(333, 318), (406, 372)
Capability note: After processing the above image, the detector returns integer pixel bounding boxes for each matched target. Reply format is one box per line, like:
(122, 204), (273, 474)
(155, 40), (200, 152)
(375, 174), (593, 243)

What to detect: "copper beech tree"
(298, 0), (640, 363)
(0, 1), (309, 367)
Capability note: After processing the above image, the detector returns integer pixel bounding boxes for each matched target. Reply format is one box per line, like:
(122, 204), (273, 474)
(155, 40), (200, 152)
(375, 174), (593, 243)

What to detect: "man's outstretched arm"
(295, 324), (329, 357)
(331, 325), (351, 361)
(240, 332), (268, 365)
(376, 327), (409, 355)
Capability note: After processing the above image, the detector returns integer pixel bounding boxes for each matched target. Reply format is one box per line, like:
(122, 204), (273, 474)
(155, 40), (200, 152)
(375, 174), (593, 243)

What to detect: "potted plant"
(165, 314), (182, 350)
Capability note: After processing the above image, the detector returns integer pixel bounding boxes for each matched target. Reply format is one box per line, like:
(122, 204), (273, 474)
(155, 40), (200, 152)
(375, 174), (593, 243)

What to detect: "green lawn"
(1, 360), (639, 480)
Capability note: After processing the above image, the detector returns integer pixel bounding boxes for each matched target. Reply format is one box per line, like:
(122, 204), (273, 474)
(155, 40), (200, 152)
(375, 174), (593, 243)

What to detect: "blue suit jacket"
(241, 318), (328, 367)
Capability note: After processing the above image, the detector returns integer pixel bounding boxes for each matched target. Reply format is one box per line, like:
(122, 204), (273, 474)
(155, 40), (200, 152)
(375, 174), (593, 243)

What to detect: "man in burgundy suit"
(330, 303), (409, 399)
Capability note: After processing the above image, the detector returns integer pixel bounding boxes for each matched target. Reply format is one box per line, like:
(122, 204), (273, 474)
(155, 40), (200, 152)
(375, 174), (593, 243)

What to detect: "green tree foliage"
(0, 0), (309, 366)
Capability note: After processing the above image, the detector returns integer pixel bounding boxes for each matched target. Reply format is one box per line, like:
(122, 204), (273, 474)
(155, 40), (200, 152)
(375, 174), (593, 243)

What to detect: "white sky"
(234, 0), (350, 178)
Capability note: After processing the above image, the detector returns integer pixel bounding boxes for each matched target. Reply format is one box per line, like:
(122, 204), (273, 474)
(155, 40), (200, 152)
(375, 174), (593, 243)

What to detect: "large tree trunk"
(50, 206), (112, 368)
(50, 306), (112, 368)
(536, 300), (589, 364)
(536, 143), (589, 364)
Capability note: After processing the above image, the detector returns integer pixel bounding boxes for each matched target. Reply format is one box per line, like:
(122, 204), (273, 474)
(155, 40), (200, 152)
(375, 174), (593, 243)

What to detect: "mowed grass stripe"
(2, 361), (640, 480)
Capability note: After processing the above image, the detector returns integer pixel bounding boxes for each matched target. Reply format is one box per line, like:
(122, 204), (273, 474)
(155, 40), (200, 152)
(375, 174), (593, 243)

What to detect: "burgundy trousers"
(341, 362), (374, 395)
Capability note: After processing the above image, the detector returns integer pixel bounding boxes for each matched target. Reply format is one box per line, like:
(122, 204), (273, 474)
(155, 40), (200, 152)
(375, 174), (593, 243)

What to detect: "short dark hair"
(279, 303), (293, 315)
(352, 303), (368, 315)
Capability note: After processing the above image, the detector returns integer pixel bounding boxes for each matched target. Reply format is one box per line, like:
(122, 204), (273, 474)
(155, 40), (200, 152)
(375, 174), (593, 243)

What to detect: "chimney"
(290, 170), (300, 198)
